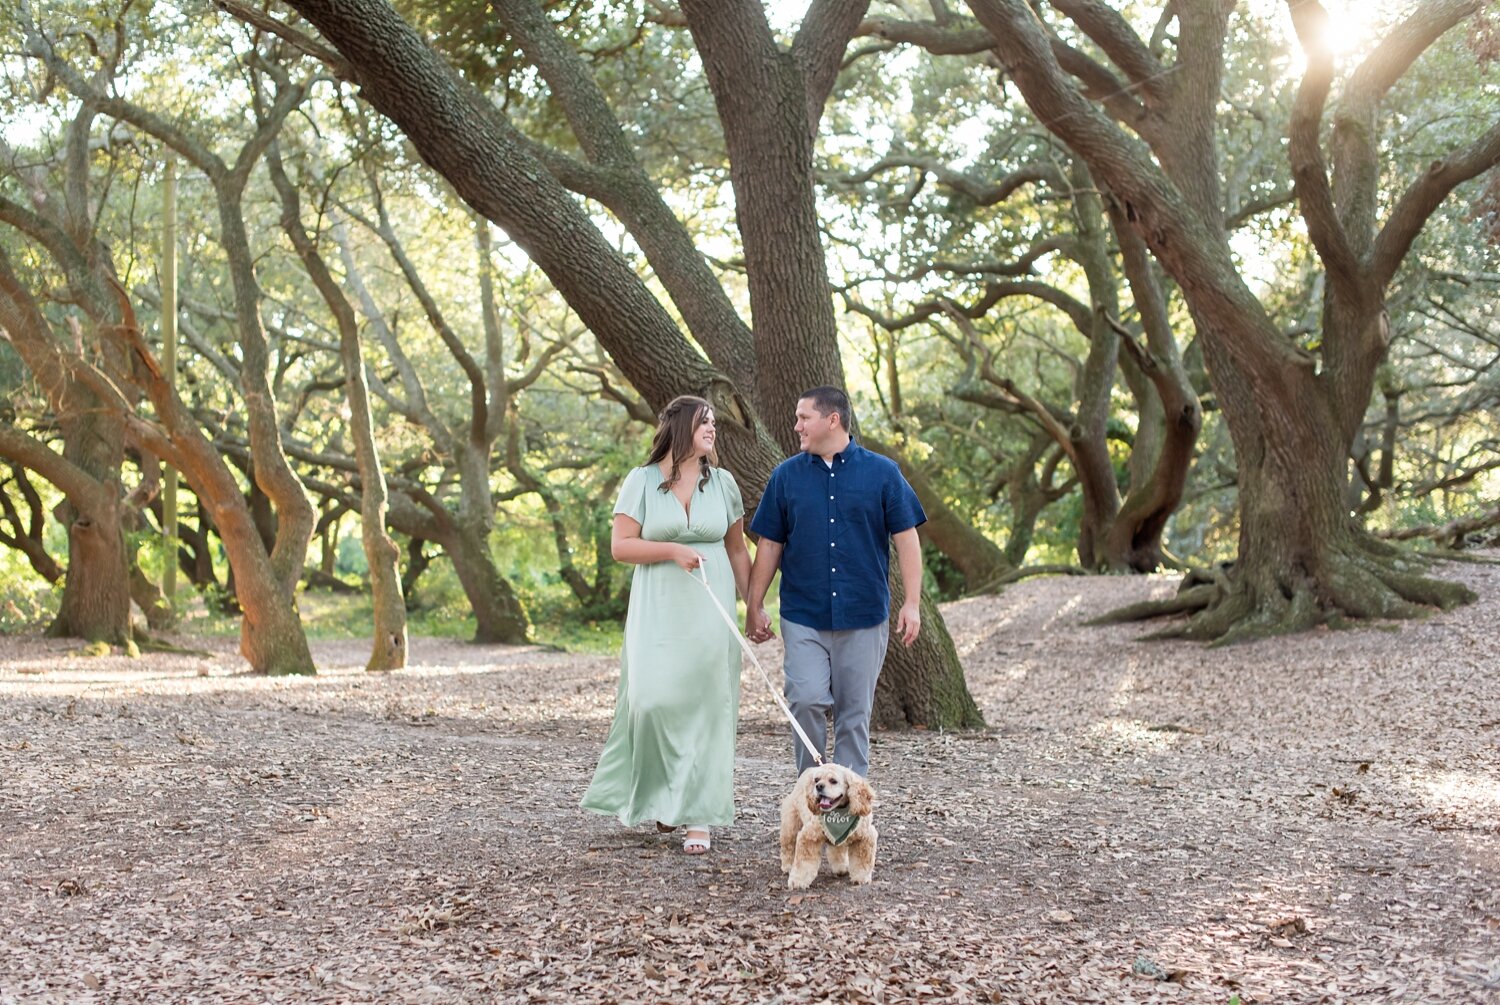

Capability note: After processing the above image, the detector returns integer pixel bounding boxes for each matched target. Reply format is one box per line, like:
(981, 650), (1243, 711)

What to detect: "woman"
(581, 396), (751, 854)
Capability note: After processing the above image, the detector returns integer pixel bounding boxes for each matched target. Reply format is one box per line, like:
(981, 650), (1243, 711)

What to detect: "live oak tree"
(0, 93), (137, 646)
(0, 250), (135, 648)
(266, 138), (408, 671)
(13, 10), (321, 673)
(327, 176), (541, 646)
(839, 142), (1202, 574)
(253, 0), (983, 728)
(947, 0), (1493, 640)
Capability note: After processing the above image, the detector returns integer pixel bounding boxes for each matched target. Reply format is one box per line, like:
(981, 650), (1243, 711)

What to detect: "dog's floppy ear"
(847, 774), (875, 817)
(801, 769), (822, 815)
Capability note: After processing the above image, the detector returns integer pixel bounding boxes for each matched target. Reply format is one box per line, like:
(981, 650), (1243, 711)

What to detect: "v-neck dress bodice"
(581, 465), (745, 827)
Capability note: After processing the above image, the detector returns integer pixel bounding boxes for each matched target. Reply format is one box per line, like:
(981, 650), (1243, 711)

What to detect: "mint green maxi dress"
(581, 465), (745, 827)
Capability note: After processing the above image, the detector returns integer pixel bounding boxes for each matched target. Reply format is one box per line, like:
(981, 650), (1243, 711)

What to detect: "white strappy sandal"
(682, 828), (711, 854)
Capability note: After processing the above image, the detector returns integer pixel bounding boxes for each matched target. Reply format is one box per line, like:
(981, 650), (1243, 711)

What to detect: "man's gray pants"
(781, 618), (890, 778)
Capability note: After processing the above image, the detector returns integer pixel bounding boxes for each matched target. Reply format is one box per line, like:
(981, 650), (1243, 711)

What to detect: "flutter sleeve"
(720, 468), (744, 523)
(613, 467), (648, 523)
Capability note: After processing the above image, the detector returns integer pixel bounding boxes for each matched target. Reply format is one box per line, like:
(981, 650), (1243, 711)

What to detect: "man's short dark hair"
(800, 386), (852, 432)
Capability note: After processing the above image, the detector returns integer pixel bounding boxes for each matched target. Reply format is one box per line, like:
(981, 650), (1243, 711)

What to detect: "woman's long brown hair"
(645, 395), (714, 494)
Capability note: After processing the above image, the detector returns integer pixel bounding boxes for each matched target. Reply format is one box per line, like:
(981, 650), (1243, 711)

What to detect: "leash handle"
(686, 564), (824, 766)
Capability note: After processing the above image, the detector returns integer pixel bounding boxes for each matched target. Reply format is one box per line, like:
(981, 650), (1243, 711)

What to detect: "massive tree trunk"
(679, 0), (980, 723)
(0, 427), (130, 647)
(967, 0), (1490, 639)
(445, 521), (529, 645)
(1142, 309), (1471, 642)
(50, 400), (132, 644)
(274, 0), (981, 726)
(872, 558), (984, 729)
(679, 0), (856, 453)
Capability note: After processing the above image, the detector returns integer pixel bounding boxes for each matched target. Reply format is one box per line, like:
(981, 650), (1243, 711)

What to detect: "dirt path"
(2, 559), (1497, 1003)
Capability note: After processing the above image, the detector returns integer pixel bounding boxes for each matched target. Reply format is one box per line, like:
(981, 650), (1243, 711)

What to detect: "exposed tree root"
(1086, 584), (1216, 625)
(975, 564), (1090, 593)
(1093, 542), (1477, 645)
(131, 625), (217, 658)
(1407, 547), (1500, 567)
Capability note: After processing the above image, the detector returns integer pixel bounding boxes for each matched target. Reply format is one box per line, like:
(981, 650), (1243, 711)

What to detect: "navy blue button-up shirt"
(750, 440), (926, 631)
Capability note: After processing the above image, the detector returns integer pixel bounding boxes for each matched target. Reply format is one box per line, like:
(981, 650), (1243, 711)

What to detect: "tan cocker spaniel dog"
(779, 763), (877, 889)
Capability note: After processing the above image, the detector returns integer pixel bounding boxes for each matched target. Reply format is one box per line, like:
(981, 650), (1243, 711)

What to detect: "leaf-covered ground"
(2, 558), (1498, 1003)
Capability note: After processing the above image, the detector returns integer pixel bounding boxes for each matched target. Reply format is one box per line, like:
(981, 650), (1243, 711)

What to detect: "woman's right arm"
(612, 514), (701, 570)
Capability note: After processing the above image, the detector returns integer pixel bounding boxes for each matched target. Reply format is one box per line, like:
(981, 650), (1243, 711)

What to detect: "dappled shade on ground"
(2, 558), (1498, 1002)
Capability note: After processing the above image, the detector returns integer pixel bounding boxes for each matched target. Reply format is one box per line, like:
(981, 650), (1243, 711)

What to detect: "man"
(746, 386), (926, 777)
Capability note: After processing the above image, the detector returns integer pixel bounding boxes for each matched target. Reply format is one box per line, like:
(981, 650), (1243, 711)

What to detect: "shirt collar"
(805, 436), (860, 465)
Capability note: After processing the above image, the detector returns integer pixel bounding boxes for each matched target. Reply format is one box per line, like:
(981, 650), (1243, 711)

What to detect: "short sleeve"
(749, 466), (787, 543)
(613, 467), (648, 523)
(719, 468), (744, 523)
(882, 465), (927, 535)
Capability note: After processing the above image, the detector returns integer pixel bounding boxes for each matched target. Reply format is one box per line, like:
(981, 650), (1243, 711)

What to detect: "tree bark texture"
(111, 290), (316, 674)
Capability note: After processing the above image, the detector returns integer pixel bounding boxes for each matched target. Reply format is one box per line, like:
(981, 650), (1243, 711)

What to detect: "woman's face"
(691, 409), (716, 457)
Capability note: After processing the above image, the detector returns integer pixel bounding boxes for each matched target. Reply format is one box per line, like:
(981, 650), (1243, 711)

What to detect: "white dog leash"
(685, 564), (824, 766)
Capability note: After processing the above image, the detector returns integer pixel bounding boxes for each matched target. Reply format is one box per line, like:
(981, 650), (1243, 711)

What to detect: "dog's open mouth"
(818, 797), (840, 811)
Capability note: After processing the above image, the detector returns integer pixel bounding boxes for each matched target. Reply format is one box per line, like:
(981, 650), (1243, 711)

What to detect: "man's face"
(794, 399), (839, 454)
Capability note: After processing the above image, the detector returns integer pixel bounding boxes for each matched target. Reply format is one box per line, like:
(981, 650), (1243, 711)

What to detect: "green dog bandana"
(821, 808), (859, 846)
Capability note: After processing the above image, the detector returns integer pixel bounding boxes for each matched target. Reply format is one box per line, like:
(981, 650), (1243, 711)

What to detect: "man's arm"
(746, 537), (784, 642)
(893, 527), (923, 646)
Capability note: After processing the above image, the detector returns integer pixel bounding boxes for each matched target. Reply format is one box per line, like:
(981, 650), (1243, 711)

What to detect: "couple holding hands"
(581, 387), (926, 854)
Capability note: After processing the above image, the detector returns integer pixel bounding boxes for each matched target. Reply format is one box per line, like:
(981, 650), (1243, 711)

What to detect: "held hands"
(745, 606), (775, 644)
(897, 600), (921, 646)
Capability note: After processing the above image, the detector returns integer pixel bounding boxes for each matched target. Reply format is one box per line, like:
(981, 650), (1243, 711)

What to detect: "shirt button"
(830, 543), (835, 548)
(831, 567), (836, 572)
(832, 592), (838, 597)
(829, 518), (834, 523)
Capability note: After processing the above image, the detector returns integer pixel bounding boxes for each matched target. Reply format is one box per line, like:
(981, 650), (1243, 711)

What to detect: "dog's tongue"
(818, 797), (836, 810)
